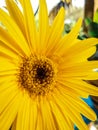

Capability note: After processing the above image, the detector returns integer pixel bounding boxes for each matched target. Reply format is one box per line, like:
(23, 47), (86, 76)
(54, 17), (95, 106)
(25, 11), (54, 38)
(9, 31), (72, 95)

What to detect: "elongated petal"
(53, 92), (89, 130)
(56, 81), (89, 97)
(16, 94), (30, 130)
(49, 100), (73, 130)
(0, 58), (17, 71)
(59, 78), (98, 96)
(0, 27), (26, 57)
(0, 41), (21, 63)
(65, 38), (98, 56)
(0, 91), (21, 130)
(56, 18), (82, 55)
(0, 52), (18, 64)
(0, 9), (30, 56)
(40, 97), (57, 130)
(0, 81), (19, 112)
(22, 0), (37, 52)
(62, 61), (98, 71)
(59, 72), (98, 80)
(45, 7), (65, 56)
(29, 100), (37, 130)
(65, 95), (97, 121)
(39, 0), (49, 53)
(6, 0), (26, 36)
(36, 99), (43, 130)
(70, 46), (96, 63)
(57, 89), (97, 121)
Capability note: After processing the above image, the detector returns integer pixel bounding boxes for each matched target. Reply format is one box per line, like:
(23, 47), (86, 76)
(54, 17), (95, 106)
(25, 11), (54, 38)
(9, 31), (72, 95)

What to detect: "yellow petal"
(0, 27), (26, 57)
(45, 7), (65, 56)
(59, 90), (97, 121)
(0, 69), (17, 76)
(0, 91), (21, 130)
(6, 0), (26, 36)
(16, 94), (30, 130)
(56, 18), (82, 55)
(66, 18), (82, 44)
(49, 100), (73, 130)
(29, 100), (37, 130)
(62, 79), (98, 96)
(85, 72), (98, 80)
(59, 72), (98, 80)
(66, 96), (97, 121)
(40, 97), (56, 130)
(22, 0), (37, 52)
(62, 61), (98, 71)
(64, 38), (98, 57)
(0, 46), (20, 66)
(0, 52), (17, 64)
(0, 81), (19, 113)
(0, 59), (17, 71)
(63, 46), (96, 63)
(0, 40), (21, 62)
(0, 9), (30, 56)
(65, 116), (74, 130)
(53, 92), (88, 130)
(39, 0), (49, 53)
(52, 92), (74, 129)
(36, 108), (43, 130)
(56, 81), (89, 97)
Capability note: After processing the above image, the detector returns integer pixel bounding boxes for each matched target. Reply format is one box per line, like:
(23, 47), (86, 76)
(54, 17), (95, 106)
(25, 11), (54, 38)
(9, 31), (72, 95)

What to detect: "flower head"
(0, 0), (98, 130)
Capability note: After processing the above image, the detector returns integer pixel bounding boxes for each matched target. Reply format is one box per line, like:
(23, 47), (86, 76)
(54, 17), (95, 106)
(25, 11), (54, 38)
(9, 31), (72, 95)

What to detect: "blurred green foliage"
(85, 9), (98, 38)
(85, 18), (98, 38)
(93, 9), (98, 24)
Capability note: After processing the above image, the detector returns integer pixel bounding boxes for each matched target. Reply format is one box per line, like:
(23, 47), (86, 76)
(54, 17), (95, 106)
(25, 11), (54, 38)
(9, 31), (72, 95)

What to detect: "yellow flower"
(0, 0), (98, 130)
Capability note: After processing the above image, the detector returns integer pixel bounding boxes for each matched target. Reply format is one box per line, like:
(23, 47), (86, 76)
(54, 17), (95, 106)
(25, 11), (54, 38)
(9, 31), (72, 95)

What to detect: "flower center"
(18, 55), (56, 96)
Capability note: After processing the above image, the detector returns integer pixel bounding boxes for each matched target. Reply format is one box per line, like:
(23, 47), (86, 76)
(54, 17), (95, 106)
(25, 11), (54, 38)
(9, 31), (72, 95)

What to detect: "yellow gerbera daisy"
(0, 0), (98, 130)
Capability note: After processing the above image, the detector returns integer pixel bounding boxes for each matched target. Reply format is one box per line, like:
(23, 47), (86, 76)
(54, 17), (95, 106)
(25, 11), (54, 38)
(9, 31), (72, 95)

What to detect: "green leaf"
(85, 17), (92, 26)
(93, 9), (98, 23)
(88, 22), (98, 38)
